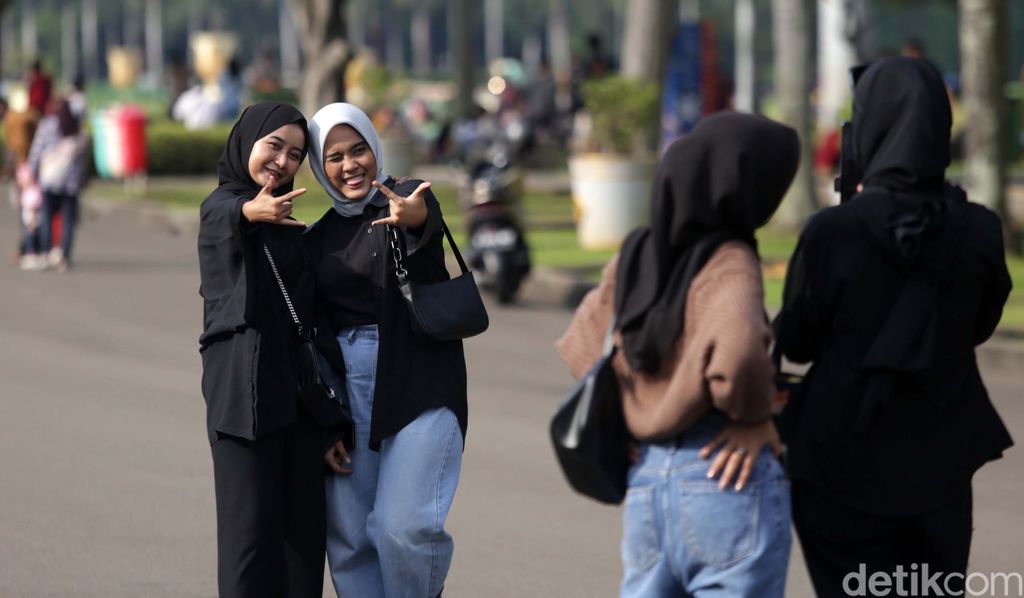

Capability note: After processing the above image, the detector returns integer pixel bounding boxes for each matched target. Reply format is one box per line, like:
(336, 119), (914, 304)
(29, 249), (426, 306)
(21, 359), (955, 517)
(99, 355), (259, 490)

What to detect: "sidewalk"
(79, 173), (1024, 373)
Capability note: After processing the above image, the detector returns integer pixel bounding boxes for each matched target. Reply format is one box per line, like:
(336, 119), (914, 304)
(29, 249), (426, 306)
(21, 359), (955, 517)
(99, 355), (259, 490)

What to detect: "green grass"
(84, 176), (1024, 331)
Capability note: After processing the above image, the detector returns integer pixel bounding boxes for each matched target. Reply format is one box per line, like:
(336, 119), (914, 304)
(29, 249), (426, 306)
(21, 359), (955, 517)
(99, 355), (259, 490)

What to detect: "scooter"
(453, 117), (532, 304)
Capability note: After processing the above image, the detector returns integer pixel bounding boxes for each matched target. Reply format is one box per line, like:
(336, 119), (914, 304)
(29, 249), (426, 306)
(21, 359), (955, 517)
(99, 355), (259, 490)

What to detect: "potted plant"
(569, 75), (660, 249)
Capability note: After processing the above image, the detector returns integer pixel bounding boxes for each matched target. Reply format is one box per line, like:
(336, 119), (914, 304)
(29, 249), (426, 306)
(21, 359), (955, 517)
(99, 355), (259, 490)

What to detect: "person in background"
(773, 57), (1013, 597)
(4, 96), (42, 267)
(557, 112), (799, 597)
(26, 99), (88, 271)
(27, 60), (52, 115)
(67, 75), (87, 122)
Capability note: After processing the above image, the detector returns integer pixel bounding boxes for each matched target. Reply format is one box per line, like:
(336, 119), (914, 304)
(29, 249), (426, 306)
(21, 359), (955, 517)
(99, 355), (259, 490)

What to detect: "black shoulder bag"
(262, 244), (337, 404)
(549, 319), (630, 504)
(386, 221), (489, 341)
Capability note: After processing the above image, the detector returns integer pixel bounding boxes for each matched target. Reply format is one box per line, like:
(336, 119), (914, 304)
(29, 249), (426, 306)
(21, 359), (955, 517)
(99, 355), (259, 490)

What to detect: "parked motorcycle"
(453, 115), (532, 304)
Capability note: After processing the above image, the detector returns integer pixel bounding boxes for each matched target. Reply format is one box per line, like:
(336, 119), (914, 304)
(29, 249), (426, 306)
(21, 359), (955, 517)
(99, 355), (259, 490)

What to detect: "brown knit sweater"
(555, 241), (774, 441)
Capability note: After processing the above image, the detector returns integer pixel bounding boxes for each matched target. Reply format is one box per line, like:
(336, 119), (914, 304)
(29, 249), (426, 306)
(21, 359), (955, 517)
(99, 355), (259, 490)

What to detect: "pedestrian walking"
(198, 102), (351, 598)
(773, 57), (1013, 597)
(557, 112), (799, 597)
(305, 102), (467, 598)
(26, 98), (88, 271)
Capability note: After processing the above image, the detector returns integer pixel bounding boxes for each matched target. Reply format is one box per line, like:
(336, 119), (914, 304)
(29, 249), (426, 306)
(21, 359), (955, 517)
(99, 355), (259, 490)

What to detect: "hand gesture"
(370, 180), (430, 228)
(242, 175), (307, 226)
(325, 440), (353, 475)
(700, 420), (784, 491)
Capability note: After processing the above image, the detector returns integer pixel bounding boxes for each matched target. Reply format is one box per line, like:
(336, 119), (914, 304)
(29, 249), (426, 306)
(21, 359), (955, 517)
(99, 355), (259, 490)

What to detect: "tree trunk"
(620, 0), (677, 151)
(411, 6), (431, 75)
(61, 0), (77, 83)
(288, 0), (353, 117)
(145, 0), (163, 77)
(21, 0), (36, 66)
(450, 0), (475, 120)
(279, 0), (301, 88)
(960, 0), (1008, 222)
(484, 0), (503, 65)
(547, 0), (571, 114)
(733, 0), (756, 113)
(771, 0), (816, 228)
(817, 0), (857, 133)
(82, 0), (99, 81)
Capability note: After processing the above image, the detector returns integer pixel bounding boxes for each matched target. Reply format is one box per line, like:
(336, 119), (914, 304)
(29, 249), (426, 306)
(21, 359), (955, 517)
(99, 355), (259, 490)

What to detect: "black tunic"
(306, 178), (469, 450)
(199, 191), (350, 445)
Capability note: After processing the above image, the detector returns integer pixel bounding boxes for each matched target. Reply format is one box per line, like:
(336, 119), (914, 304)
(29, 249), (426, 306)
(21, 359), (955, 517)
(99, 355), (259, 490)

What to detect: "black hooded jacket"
(198, 102), (350, 446)
(773, 58), (1013, 516)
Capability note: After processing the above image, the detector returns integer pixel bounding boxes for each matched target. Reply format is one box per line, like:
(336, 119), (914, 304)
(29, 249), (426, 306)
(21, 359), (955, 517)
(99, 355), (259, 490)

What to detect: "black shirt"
(305, 178), (469, 451)
(316, 208), (385, 328)
(198, 191), (350, 446)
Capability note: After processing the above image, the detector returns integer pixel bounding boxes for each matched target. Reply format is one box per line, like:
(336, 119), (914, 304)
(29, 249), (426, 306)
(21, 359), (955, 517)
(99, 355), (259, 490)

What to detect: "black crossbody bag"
(262, 244), (337, 404)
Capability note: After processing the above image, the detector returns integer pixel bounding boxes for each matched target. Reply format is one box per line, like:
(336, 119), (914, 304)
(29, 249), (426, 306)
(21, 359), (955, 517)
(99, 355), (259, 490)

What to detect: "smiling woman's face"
(247, 123), (305, 189)
(323, 124), (378, 201)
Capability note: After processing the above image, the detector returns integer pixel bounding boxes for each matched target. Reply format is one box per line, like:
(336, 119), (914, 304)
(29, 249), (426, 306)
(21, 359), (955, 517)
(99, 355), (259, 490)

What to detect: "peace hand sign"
(242, 175), (307, 227)
(370, 180), (430, 228)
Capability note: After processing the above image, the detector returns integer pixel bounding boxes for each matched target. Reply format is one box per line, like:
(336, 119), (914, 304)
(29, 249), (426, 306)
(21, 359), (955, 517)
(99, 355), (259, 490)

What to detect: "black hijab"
(852, 57), (951, 193)
(846, 58), (971, 426)
(614, 112), (800, 373)
(215, 101), (309, 198)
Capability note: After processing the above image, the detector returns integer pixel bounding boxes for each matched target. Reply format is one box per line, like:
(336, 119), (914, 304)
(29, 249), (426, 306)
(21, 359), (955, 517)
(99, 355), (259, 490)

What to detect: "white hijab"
(308, 102), (388, 217)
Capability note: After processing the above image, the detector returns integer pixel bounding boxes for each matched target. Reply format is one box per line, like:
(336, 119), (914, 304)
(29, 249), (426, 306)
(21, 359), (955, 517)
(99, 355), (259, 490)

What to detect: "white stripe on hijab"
(308, 102), (389, 217)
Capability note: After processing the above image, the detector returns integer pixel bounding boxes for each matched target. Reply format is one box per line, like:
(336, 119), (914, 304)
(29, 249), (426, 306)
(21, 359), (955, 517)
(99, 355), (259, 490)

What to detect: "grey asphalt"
(0, 199), (1021, 597)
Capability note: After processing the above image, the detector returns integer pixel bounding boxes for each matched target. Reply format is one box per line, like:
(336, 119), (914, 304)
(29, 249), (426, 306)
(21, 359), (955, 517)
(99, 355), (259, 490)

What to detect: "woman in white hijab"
(304, 103), (469, 598)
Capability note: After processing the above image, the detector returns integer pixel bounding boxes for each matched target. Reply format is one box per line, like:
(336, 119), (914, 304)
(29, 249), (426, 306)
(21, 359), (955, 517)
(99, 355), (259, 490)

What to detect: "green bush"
(580, 75), (659, 155)
(145, 121), (232, 175)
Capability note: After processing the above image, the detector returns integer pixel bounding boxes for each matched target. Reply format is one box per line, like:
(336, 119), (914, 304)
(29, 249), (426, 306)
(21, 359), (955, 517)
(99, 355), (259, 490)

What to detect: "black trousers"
(211, 418), (326, 598)
(792, 482), (972, 598)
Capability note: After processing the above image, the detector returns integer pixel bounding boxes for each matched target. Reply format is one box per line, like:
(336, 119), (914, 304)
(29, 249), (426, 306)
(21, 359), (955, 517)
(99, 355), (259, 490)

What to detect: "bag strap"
(602, 317), (617, 358)
(387, 216), (470, 285)
(262, 244), (305, 335)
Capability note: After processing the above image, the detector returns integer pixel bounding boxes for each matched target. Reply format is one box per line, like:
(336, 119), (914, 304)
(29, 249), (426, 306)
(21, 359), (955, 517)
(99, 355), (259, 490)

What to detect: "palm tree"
(960, 0), (1008, 223)
(771, 0), (816, 228)
(620, 0), (677, 152)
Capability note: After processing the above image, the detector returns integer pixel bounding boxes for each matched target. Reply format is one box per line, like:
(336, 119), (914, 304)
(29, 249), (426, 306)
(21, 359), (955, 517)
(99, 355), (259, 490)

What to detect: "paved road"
(0, 201), (1021, 597)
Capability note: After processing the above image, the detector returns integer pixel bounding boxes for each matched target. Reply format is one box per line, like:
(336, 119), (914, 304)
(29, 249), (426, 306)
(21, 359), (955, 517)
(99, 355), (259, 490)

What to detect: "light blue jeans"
(320, 325), (462, 598)
(620, 414), (791, 598)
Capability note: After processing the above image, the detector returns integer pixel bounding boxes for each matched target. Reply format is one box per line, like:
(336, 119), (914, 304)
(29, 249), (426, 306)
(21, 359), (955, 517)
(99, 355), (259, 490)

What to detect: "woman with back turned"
(774, 57), (1013, 597)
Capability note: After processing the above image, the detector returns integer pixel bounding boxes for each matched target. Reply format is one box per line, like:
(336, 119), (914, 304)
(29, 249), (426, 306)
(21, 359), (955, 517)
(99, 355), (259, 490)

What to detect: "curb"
(83, 195), (1024, 371)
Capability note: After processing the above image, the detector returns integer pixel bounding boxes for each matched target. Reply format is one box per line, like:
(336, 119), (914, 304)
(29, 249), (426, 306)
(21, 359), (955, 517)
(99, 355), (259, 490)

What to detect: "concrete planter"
(568, 153), (656, 249)
(381, 135), (417, 178)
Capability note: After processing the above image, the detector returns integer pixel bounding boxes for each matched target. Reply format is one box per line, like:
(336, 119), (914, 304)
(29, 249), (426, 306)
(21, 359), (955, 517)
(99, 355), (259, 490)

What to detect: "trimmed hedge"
(145, 121), (232, 176)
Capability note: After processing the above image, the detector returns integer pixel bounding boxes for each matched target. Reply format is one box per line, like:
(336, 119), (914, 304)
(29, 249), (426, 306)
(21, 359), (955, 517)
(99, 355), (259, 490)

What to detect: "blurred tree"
(288, 0), (353, 116)
(771, 0), (816, 227)
(960, 0), (1008, 223)
(619, 0), (676, 152)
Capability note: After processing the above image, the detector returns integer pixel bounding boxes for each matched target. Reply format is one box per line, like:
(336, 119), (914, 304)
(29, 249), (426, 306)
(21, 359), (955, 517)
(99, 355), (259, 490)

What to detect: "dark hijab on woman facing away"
(614, 111), (799, 373)
(774, 57), (1012, 516)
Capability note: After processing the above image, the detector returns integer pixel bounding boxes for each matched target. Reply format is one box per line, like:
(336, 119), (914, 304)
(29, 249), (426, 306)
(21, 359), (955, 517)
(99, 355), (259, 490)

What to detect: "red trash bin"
(118, 105), (147, 176)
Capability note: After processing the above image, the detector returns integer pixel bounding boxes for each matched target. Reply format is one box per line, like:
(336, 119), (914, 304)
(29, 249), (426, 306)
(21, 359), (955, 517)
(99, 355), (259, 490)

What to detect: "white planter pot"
(380, 136), (417, 178)
(569, 154), (656, 249)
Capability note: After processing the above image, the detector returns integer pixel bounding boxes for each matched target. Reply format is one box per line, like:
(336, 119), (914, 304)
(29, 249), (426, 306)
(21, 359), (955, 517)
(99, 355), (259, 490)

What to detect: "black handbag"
(386, 220), (489, 341)
(262, 244), (337, 403)
(550, 320), (630, 504)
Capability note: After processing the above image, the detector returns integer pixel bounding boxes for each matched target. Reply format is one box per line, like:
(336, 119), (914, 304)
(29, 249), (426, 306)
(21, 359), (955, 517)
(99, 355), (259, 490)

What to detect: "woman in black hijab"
(198, 102), (350, 597)
(774, 57), (1013, 596)
(558, 112), (799, 596)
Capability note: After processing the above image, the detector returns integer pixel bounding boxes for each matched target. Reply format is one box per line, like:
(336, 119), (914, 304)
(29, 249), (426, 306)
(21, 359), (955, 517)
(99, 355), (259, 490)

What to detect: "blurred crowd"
(5, 61), (90, 272)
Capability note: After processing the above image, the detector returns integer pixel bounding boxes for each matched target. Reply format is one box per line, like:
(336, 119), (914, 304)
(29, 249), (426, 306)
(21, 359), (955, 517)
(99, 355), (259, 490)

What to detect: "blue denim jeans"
(319, 325), (462, 598)
(620, 414), (791, 598)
